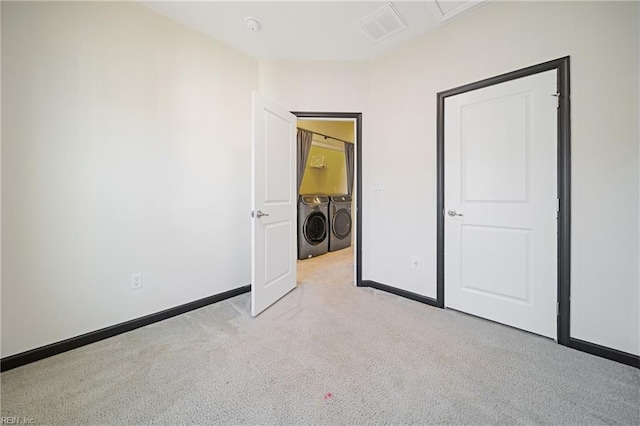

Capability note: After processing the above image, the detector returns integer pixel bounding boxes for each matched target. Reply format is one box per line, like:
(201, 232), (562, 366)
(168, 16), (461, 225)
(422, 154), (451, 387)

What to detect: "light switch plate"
(372, 182), (385, 191)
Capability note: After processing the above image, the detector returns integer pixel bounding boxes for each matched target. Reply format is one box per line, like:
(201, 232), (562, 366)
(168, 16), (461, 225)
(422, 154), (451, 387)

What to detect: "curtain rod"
(297, 127), (353, 145)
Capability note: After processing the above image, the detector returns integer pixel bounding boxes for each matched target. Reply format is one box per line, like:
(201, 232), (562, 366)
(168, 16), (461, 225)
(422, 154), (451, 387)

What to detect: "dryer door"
(332, 209), (352, 240)
(304, 212), (327, 245)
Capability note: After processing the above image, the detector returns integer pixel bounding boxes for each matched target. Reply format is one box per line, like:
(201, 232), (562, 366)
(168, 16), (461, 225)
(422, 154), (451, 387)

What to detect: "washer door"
(304, 212), (327, 245)
(332, 209), (352, 240)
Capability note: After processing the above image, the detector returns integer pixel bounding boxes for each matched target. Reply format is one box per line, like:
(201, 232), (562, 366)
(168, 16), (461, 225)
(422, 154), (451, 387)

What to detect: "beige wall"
(259, 60), (368, 113)
(364, 1), (639, 355)
(1, 1), (258, 357)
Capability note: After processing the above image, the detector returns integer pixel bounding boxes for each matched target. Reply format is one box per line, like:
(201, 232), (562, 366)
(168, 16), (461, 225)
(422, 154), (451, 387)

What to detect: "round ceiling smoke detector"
(245, 17), (260, 31)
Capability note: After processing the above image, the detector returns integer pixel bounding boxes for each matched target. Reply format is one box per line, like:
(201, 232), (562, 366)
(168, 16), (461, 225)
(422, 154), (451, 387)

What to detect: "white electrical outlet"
(411, 257), (422, 271)
(130, 273), (143, 289)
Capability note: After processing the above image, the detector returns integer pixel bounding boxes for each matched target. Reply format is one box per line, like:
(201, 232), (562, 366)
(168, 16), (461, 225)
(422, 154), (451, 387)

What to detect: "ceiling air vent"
(356, 3), (408, 43)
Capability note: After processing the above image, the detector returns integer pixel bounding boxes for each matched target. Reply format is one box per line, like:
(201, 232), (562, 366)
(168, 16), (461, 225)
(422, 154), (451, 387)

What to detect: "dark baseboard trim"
(570, 338), (639, 368)
(1, 285), (251, 372)
(4, 284), (636, 371)
(360, 280), (439, 308)
(359, 283), (638, 368)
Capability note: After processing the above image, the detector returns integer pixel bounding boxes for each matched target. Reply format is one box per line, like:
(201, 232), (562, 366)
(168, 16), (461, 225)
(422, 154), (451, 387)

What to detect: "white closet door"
(444, 70), (558, 338)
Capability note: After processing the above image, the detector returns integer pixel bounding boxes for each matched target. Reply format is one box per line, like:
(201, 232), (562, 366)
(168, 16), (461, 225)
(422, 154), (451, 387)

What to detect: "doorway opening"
(293, 112), (362, 289)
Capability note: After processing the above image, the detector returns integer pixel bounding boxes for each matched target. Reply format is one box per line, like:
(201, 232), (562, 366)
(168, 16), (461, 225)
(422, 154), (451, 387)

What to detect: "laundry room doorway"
(293, 112), (362, 290)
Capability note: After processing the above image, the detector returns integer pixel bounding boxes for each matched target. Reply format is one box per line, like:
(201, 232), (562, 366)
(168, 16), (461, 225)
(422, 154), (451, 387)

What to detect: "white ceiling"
(141, 1), (487, 62)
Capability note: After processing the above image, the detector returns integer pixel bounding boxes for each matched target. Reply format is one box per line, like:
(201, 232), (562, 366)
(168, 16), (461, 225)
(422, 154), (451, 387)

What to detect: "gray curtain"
(297, 129), (313, 194)
(344, 142), (355, 195)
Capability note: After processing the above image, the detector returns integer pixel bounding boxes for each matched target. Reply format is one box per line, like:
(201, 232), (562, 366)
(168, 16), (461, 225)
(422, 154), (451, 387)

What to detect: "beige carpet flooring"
(1, 246), (639, 424)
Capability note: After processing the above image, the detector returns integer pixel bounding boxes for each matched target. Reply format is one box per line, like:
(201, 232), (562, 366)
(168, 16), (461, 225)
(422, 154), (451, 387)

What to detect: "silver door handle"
(447, 209), (463, 217)
(255, 210), (269, 218)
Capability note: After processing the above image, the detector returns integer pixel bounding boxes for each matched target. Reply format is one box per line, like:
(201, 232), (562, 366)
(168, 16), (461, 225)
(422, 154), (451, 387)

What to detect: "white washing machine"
(298, 194), (329, 260)
(328, 194), (352, 252)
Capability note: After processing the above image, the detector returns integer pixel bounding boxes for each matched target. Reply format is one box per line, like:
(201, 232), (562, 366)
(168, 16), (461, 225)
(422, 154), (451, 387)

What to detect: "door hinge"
(552, 92), (560, 108)
(556, 302), (560, 316)
(556, 198), (560, 212)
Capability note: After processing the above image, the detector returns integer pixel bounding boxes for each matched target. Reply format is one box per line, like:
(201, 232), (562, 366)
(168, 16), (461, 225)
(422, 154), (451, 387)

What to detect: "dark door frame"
(292, 111), (363, 286)
(436, 57), (571, 346)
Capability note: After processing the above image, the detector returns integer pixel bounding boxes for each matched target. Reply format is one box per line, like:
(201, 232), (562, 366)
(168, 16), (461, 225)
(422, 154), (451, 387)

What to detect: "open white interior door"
(251, 91), (297, 316)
